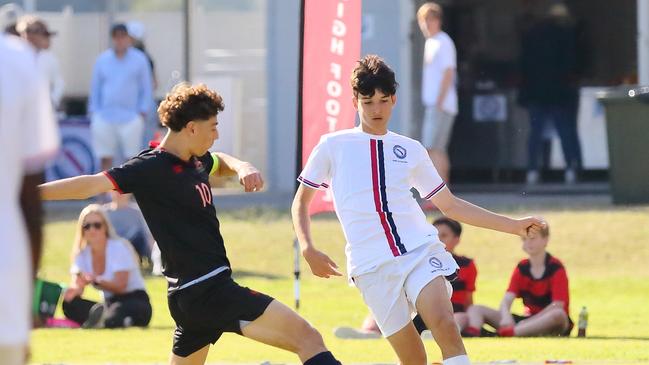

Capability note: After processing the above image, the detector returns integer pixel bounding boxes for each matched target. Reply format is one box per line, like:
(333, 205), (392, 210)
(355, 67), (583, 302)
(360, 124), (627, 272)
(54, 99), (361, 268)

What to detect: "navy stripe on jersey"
(370, 140), (400, 256)
(423, 182), (446, 200)
(298, 176), (328, 189)
(375, 140), (406, 255)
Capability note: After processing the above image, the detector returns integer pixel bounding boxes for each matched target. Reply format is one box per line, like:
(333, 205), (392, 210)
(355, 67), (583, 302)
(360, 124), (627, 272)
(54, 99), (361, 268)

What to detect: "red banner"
(301, 0), (361, 215)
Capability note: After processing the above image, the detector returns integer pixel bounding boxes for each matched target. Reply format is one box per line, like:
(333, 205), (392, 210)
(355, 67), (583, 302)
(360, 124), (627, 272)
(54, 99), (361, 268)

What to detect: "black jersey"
(105, 149), (229, 290)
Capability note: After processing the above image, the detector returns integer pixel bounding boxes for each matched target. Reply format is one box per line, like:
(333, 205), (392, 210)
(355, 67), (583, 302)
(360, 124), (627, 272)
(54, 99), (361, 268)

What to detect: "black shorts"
(512, 313), (574, 337)
(168, 272), (274, 357)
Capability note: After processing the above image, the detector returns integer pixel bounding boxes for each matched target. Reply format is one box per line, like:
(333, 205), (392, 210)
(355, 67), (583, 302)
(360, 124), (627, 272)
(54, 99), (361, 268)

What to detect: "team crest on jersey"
(428, 257), (443, 269)
(393, 145), (407, 159)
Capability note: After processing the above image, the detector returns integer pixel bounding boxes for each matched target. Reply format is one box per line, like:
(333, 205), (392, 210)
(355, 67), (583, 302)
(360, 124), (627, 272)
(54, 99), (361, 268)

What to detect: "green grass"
(32, 207), (649, 364)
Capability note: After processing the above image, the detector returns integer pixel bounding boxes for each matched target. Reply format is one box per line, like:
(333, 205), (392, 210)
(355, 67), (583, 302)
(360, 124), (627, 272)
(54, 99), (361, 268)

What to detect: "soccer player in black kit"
(40, 83), (343, 365)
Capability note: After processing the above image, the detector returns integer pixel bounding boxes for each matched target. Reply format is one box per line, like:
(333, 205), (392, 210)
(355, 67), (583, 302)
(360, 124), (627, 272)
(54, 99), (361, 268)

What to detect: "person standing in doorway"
(519, 3), (582, 184)
(418, 2), (458, 183)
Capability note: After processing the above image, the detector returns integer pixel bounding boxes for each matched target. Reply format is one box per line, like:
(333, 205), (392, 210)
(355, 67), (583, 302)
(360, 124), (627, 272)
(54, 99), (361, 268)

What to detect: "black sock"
(412, 314), (428, 334)
(304, 351), (341, 365)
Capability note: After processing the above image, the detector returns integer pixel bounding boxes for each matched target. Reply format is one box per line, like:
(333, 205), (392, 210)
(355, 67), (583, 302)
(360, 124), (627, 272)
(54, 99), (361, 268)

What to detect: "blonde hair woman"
(61, 204), (152, 328)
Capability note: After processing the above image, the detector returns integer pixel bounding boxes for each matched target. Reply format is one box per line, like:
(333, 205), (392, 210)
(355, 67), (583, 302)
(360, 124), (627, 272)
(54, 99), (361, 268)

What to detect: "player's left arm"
(208, 152), (263, 192)
(431, 188), (545, 238)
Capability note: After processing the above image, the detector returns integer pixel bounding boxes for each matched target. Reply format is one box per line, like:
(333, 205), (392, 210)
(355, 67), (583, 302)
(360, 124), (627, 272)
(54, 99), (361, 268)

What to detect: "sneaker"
(82, 303), (106, 329)
(526, 170), (540, 185)
(334, 326), (381, 339)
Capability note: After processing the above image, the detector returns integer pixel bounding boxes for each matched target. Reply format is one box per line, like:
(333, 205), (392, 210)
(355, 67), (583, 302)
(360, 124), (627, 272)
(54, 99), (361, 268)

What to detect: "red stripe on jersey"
(103, 171), (123, 194)
(370, 139), (399, 256)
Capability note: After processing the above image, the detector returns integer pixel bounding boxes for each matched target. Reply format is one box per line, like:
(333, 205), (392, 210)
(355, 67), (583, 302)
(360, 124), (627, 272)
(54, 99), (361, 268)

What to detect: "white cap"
(0, 3), (24, 29)
(126, 20), (145, 41)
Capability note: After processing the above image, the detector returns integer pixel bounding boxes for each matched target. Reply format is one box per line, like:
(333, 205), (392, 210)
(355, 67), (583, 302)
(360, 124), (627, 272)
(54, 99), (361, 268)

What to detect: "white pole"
(639, 0), (649, 85)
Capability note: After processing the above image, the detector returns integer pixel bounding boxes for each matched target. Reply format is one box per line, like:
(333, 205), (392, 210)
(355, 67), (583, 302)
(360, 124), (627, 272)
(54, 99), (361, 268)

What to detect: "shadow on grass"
(232, 269), (284, 280)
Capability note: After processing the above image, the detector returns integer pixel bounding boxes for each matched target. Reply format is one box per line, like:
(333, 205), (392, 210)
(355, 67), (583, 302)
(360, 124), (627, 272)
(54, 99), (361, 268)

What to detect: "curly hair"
(350, 54), (398, 98)
(157, 83), (225, 132)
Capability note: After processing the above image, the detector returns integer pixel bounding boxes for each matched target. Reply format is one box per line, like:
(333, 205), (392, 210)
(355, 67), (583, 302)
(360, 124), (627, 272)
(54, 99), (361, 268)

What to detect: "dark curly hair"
(350, 54), (398, 97)
(157, 83), (224, 132)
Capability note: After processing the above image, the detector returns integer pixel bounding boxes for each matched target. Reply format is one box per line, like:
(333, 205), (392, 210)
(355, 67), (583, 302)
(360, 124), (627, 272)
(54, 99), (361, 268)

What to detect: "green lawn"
(32, 207), (649, 364)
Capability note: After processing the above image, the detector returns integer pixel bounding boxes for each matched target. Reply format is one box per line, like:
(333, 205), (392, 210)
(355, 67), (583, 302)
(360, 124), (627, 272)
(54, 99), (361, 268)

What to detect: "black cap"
(110, 23), (128, 36)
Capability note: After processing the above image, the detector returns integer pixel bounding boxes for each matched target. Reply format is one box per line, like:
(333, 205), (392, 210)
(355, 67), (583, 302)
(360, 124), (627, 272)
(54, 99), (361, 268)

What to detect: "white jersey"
(0, 35), (59, 345)
(299, 127), (447, 277)
(71, 239), (146, 300)
(421, 31), (458, 115)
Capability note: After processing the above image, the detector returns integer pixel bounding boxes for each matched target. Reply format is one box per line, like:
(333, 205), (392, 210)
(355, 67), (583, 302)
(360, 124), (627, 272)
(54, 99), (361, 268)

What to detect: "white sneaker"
(526, 170), (540, 185)
(82, 303), (106, 328)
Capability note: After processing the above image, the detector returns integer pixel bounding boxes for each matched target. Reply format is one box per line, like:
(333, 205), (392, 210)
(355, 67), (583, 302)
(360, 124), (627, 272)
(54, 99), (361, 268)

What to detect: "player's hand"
(237, 163), (264, 192)
(515, 216), (547, 238)
(302, 246), (342, 278)
(499, 314), (515, 328)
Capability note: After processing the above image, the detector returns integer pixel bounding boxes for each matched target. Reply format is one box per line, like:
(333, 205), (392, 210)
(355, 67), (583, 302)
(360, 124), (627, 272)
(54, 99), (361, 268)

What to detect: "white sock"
(443, 354), (471, 365)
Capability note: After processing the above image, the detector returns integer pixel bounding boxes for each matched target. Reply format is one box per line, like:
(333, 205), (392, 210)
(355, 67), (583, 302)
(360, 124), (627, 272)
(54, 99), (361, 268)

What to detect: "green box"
(599, 88), (649, 205)
(33, 279), (63, 319)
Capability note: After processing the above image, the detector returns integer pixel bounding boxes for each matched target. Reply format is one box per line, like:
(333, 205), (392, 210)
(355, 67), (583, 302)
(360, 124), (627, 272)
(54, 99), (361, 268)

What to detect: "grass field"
(32, 205), (649, 364)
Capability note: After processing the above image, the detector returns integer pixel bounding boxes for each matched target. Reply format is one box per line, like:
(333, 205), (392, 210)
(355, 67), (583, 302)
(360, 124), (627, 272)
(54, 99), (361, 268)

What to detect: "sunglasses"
(82, 222), (103, 231)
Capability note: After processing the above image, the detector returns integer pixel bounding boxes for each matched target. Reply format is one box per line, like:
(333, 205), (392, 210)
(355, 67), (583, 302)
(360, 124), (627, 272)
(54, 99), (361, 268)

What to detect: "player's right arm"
(291, 184), (341, 278)
(39, 172), (114, 200)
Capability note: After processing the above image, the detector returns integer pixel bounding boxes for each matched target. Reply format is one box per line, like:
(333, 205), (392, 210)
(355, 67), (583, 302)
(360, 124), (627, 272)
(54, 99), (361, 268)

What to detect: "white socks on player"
(443, 354), (471, 365)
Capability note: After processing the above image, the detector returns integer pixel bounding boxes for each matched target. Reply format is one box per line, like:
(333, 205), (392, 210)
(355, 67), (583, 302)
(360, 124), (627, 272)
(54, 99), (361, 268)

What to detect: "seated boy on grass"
(465, 224), (572, 337)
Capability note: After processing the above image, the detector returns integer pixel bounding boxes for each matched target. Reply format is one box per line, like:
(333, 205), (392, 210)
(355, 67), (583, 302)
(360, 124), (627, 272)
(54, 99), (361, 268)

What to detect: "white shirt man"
(422, 31), (457, 115)
(0, 34), (59, 364)
(417, 3), (458, 183)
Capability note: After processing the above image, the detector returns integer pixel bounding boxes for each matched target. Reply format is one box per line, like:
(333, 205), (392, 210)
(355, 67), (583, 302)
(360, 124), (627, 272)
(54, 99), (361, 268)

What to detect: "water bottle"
(577, 306), (588, 337)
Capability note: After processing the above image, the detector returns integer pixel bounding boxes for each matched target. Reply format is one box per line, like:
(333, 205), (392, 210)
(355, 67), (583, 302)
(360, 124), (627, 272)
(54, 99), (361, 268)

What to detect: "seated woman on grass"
(62, 204), (152, 328)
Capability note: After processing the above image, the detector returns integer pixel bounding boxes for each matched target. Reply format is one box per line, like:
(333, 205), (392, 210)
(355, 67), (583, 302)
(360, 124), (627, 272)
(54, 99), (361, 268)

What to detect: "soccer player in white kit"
(292, 55), (546, 365)
(0, 33), (59, 365)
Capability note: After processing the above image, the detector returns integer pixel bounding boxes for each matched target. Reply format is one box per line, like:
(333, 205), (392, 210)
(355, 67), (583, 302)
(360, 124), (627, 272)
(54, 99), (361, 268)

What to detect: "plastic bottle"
(577, 306), (588, 337)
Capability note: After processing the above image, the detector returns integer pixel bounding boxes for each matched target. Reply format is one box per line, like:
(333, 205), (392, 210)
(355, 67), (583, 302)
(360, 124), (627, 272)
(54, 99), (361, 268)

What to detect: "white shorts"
(421, 107), (456, 151)
(353, 244), (459, 337)
(91, 113), (144, 159)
